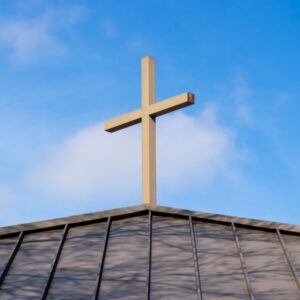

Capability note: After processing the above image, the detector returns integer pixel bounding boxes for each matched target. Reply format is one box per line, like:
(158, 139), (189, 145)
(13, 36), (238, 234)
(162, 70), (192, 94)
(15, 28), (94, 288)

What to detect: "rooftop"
(0, 205), (300, 299)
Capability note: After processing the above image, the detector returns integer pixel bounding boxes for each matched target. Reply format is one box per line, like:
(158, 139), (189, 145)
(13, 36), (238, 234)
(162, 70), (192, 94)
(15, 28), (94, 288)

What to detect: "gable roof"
(0, 205), (300, 299)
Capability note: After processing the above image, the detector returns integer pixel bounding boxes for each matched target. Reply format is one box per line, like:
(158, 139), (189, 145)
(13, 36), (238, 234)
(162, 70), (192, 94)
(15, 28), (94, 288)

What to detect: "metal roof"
(0, 205), (300, 299)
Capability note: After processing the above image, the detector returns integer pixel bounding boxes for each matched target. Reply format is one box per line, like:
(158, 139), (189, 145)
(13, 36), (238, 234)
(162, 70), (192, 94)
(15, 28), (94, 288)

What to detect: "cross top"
(104, 56), (195, 206)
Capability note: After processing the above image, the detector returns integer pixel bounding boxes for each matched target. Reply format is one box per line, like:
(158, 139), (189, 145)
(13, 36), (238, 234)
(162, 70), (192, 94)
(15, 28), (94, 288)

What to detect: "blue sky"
(0, 0), (299, 226)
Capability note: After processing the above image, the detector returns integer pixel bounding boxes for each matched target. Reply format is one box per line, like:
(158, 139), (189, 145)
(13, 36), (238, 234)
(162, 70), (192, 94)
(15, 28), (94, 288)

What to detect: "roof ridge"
(1, 205), (300, 237)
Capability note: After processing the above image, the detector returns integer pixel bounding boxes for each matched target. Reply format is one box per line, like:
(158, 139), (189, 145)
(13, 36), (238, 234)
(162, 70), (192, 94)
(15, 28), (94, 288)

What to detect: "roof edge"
(1, 204), (300, 236)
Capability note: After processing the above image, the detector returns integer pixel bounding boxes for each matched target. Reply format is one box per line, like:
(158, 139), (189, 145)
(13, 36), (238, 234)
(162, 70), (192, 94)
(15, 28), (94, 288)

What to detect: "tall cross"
(104, 56), (195, 206)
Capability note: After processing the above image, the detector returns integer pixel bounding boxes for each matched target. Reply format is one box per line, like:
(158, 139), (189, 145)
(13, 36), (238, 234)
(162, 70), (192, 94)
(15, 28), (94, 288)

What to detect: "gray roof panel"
(0, 230), (61, 299)
(0, 205), (300, 299)
(237, 227), (299, 300)
(99, 215), (148, 299)
(151, 215), (197, 299)
(47, 222), (107, 299)
(0, 237), (17, 277)
(194, 221), (248, 299)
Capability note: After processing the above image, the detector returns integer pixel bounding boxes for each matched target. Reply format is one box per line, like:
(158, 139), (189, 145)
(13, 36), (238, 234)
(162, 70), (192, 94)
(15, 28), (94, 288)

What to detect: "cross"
(104, 56), (195, 206)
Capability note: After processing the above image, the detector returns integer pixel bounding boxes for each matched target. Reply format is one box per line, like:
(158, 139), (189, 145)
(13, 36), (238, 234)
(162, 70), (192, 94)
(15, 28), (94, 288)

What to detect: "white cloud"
(27, 123), (140, 201)
(157, 106), (237, 190)
(0, 4), (86, 63)
(26, 106), (240, 203)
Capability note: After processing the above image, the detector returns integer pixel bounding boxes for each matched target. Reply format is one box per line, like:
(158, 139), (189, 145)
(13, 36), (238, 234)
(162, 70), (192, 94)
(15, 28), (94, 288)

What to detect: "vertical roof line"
(42, 224), (69, 299)
(231, 223), (255, 300)
(93, 217), (112, 300)
(0, 231), (24, 287)
(146, 210), (152, 299)
(189, 216), (203, 300)
(276, 228), (300, 293)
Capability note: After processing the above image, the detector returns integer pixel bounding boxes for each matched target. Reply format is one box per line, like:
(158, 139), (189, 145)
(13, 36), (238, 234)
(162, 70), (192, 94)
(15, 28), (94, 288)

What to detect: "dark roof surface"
(0, 205), (300, 299)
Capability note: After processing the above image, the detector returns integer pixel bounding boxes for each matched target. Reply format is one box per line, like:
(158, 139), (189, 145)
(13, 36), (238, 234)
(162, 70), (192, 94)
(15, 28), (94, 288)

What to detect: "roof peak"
(1, 205), (299, 237)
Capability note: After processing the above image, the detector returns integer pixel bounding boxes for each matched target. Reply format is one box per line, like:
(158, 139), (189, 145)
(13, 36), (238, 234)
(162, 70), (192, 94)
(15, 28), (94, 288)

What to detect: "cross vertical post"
(142, 56), (156, 205)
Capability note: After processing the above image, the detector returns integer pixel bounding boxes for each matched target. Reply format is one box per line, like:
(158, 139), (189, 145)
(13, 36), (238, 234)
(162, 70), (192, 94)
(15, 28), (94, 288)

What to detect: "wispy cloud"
(0, 4), (86, 63)
(0, 19), (66, 63)
(277, 92), (290, 104)
(0, 183), (16, 202)
(26, 106), (240, 203)
(100, 18), (118, 39)
(232, 74), (253, 126)
(216, 73), (254, 127)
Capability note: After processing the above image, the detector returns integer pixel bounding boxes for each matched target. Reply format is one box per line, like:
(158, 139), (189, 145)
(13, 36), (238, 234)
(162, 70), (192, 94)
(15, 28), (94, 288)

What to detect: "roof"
(0, 205), (300, 299)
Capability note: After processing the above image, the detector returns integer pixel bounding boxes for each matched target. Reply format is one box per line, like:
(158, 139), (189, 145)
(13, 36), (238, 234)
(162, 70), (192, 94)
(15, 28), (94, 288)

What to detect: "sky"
(0, 0), (299, 226)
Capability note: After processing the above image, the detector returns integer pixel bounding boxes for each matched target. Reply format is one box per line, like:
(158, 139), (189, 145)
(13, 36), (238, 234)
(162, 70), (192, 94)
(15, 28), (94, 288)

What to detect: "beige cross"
(104, 56), (195, 206)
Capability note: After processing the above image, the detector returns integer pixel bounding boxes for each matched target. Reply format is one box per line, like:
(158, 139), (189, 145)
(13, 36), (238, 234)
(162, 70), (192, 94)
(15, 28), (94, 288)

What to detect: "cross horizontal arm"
(104, 93), (194, 133)
(148, 92), (194, 117)
(104, 109), (142, 132)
